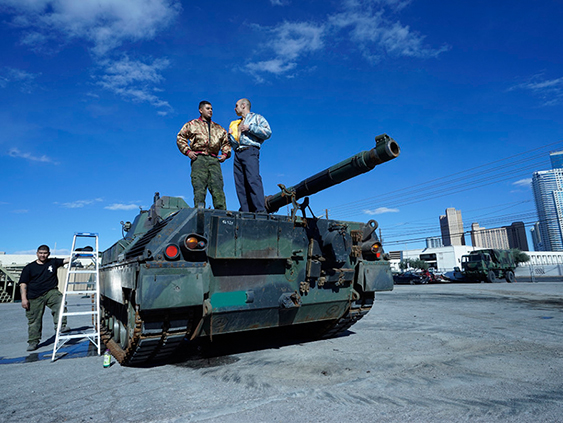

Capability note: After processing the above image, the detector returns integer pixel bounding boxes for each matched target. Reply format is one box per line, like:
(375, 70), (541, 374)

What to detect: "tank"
(99, 134), (400, 366)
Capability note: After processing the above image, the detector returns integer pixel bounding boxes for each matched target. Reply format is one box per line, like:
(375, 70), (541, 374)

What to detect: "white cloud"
(105, 203), (140, 211)
(363, 207), (399, 215)
(513, 178), (532, 187)
(1, 0), (179, 112)
(0, 67), (41, 93)
(245, 21), (325, 81)
(57, 198), (103, 208)
(244, 1), (448, 80)
(8, 147), (57, 163)
(96, 56), (173, 112)
(329, 2), (449, 63)
(12, 209), (29, 214)
(1, 0), (181, 56)
(270, 21), (325, 60)
(510, 75), (563, 106)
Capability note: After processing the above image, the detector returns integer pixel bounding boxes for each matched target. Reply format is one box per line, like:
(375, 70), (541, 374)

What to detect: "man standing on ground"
(177, 101), (231, 210)
(20, 245), (70, 351)
(229, 98), (272, 213)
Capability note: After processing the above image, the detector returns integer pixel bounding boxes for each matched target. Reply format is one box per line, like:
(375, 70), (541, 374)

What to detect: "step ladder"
(52, 233), (101, 361)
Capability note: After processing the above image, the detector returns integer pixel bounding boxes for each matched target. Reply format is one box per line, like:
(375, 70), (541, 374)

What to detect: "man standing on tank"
(19, 245), (70, 351)
(177, 101), (231, 210)
(228, 98), (271, 213)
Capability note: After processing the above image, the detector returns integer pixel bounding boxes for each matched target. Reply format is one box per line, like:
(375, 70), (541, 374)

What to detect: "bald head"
(235, 98), (251, 117)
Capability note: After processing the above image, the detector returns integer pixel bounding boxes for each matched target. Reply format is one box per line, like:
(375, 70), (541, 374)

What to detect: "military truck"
(461, 249), (516, 283)
(99, 134), (400, 366)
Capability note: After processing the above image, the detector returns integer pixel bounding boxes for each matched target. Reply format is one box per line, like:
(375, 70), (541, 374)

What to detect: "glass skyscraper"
(550, 150), (563, 169)
(532, 169), (563, 251)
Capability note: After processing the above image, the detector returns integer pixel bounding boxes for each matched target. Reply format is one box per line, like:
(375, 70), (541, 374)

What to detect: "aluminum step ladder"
(52, 233), (101, 361)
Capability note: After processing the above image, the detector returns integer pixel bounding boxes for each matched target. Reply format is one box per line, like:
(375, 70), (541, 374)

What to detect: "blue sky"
(1, 0), (562, 255)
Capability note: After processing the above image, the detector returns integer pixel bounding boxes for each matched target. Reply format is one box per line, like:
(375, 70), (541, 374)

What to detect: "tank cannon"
(99, 134), (401, 366)
(265, 134), (400, 214)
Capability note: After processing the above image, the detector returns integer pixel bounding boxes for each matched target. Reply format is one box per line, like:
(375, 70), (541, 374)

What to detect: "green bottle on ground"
(103, 350), (111, 368)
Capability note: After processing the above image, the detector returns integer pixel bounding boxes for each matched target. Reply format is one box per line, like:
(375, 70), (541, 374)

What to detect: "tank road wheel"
(505, 270), (515, 283)
(486, 270), (496, 283)
(100, 299), (138, 364)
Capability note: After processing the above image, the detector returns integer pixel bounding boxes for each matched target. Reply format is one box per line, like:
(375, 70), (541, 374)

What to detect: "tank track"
(320, 302), (372, 339)
(102, 301), (372, 365)
(101, 308), (195, 366)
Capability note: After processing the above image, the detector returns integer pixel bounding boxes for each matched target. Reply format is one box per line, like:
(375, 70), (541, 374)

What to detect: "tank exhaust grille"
(125, 213), (176, 260)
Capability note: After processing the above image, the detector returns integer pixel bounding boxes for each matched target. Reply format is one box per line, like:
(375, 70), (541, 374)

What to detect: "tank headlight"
(184, 236), (207, 251)
(164, 244), (180, 260)
(371, 242), (382, 257)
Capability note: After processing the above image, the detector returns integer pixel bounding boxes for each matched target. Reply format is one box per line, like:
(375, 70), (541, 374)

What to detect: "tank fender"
(138, 266), (209, 310)
(99, 262), (139, 304)
(357, 260), (393, 292)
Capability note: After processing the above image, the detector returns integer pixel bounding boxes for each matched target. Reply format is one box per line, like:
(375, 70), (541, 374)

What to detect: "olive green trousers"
(190, 154), (226, 210)
(25, 288), (67, 345)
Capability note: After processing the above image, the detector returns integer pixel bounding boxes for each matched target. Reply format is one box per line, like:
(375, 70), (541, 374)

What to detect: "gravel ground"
(0, 282), (562, 423)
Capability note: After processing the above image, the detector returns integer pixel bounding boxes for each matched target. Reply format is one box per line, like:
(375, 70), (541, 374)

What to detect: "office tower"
(470, 223), (509, 249)
(426, 236), (443, 248)
(503, 221), (529, 251)
(532, 169), (563, 251)
(550, 150), (563, 169)
(439, 207), (466, 246)
(530, 222), (542, 251)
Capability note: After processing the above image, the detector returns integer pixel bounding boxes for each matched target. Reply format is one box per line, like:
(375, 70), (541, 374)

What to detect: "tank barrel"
(265, 134), (400, 214)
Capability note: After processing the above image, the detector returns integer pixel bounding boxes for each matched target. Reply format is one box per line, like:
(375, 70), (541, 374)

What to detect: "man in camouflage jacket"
(177, 101), (231, 209)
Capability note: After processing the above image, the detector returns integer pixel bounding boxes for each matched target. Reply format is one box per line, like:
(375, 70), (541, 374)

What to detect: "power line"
(317, 139), (562, 218)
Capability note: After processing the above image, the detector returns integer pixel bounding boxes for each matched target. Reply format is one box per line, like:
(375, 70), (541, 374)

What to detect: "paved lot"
(1, 282), (562, 423)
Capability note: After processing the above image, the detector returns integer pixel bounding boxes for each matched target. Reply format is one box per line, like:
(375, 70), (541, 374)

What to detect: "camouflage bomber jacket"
(177, 117), (231, 158)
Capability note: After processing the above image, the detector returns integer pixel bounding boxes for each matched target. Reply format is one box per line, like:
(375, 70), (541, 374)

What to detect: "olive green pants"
(190, 154), (226, 210)
(25, 288), (67, 344)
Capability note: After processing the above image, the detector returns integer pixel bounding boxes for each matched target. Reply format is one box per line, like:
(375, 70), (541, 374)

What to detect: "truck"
(461, 249), (516, 283)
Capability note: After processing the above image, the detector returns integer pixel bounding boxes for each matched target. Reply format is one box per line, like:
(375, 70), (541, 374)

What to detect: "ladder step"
(65, 291), (98, 296)
(63, 311), (99, 316)
(57, 332), (98, 339)
(68, 270), (98, 274)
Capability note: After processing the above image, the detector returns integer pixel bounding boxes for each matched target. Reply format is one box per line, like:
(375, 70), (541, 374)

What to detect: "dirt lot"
(1, 282), (562, 422)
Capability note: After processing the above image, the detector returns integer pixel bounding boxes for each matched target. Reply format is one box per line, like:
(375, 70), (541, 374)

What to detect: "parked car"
(393, 272), (424, 285)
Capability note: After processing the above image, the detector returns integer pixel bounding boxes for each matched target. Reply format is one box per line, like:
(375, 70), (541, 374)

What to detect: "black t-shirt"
(19, 258), (65, 299)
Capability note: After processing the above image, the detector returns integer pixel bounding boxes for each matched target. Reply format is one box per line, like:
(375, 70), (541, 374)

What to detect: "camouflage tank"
(100, 134), (400, 366)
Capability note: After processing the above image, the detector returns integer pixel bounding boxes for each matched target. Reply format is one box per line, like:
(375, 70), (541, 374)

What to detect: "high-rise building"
(470, 223), (509, 249)
(504, 221), (529, 251)
(530, 222), (542, 251)
(531, 169), (563, 251)
(550, 150), (563, 169)
(439, 207), (466, 246)
(469, 222), (529, 250)
(426, 236), (443, 248)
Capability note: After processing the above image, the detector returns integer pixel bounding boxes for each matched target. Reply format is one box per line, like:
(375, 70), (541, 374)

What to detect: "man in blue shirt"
(228, 98), (272, 213)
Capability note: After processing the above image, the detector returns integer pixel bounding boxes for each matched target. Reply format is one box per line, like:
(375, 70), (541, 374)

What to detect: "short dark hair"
(199, 101), (211, 109)
(37, 245), (50, 252)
